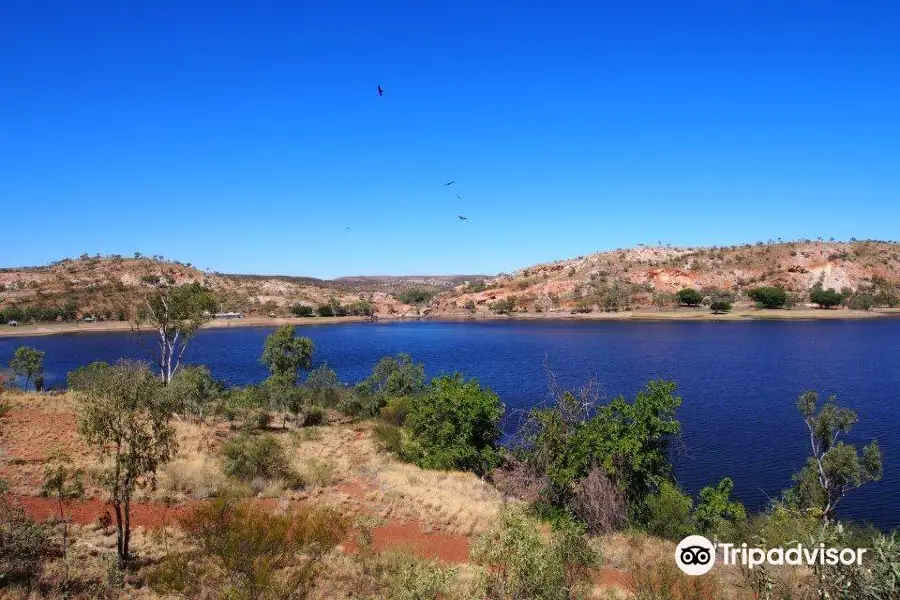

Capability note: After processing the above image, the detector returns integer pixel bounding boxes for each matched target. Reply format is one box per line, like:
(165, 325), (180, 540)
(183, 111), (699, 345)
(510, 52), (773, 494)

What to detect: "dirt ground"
(0, 390), (636, 597)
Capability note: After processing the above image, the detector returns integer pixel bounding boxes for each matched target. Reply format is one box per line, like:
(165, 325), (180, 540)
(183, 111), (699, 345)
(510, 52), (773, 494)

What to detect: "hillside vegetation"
(432, 240), (900, 315)
(0, 255), (480, 322)
(3, 240), (900, 324)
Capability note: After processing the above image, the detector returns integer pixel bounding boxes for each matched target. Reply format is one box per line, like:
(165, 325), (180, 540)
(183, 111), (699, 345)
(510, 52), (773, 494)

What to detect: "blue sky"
(2, 1), (898, 278)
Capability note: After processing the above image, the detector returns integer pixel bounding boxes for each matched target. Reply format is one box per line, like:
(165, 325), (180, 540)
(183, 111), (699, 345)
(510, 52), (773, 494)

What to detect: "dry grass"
(285, 421), (504, 536)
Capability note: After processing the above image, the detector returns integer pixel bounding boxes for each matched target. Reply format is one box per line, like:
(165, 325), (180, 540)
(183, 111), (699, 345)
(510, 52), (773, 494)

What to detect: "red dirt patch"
(344, 520), (471, 564)
(16, 496), (197, 529)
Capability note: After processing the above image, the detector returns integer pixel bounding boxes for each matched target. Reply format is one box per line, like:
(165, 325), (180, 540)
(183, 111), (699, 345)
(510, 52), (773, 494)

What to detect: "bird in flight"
(377, 85), (384, 96)
(456, 194), (462, 200)
(458, 215), (468, 221)
(444, 181), (455, 186)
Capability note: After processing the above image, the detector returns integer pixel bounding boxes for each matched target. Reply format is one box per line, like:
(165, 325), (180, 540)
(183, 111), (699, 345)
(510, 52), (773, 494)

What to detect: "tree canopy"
(676, 288), (703, 307)
(788, 391), (882, 522)
(260, 325), (314, 382)
(9, 346), (44, 391)
(74, 360), (178, 565)
(747, 286), (787, 309)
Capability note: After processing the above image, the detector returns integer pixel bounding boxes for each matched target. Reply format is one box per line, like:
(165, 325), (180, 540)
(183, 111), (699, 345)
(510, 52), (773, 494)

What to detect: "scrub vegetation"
(0, 328), (896, 599)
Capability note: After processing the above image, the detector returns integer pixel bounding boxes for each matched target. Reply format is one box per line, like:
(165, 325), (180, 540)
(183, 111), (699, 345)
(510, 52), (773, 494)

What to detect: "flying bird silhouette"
(456, 195), (462, 200)
(458, 215), (468, 221)
(444, 181), (455, 186)
(377, 85), (384, 96)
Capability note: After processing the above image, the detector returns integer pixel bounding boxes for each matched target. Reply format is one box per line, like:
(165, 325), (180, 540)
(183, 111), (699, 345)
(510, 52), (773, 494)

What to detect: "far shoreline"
(1, 307), (899, 339)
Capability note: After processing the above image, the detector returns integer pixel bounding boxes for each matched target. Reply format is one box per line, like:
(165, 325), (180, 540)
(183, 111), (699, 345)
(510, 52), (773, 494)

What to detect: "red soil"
(16, 495), (471, 564)
(16, 496), (196, 529)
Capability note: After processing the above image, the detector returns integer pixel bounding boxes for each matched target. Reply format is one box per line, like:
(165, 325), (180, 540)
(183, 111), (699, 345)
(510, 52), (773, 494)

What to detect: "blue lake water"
(2, 319), (898, 529)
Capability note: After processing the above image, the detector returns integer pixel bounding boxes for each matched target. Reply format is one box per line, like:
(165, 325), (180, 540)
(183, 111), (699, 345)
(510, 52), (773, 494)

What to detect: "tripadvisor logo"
(675, 535), (716, 575)
(675, 535), (869, 576)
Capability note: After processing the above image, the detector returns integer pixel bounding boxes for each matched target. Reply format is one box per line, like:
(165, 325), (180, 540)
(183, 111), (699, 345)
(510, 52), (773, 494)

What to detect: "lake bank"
(1, 306), (898, 338)
(2, 319), (897, 529)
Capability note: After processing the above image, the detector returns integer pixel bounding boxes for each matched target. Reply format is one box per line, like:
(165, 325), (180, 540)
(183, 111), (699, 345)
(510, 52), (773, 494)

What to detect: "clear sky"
(2, 1), (898, 278)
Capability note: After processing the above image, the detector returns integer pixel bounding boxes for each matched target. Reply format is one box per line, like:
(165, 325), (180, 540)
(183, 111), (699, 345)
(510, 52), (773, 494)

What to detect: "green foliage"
(221, 434), (296, 482)
(644, 481), (693, 540)
(373, 422), (405, 455)
(368, 552), (458, 600)
(847, 293), (875, 311)
(805, 524), (900, 600)
(404, 374), (504, 474)
(261, 374), (305, 427)
(470, 507), (600, 600)
(316, 303), (334, 317)
(260, 325), (314, 381)
(74, 360), (178, 565)
(66, 361), (110, 392)
(788, 391), (882, 522)
(747, 286), (787, 308)
(166, 365), (222, 419)
(303, 364), (343, 407)
(356, 354), (425, 398)
(676, 288), (703, 307)
(9, 346), (44, 391)
(379, 395), (412, 426)
(709, 300), (732, 314)
(489, 297), (517, 314)
(0, 480), (48, 587)
(395, 287), (435, 305)
(521, 380), (682, 520)
(346, 299), (375, 316)
(219, 384), (270, 426)
(692, 477), (746, 539)
(150, 497), (348, 600)
(290, 303), (315, 317)
(809, 284), (845, 308)
(39, 451), (85, 586)
(142, 282), (218, 384)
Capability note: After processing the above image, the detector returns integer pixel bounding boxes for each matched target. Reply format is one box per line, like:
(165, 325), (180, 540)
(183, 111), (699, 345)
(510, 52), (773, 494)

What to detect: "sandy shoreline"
(1, 307), (898, 338)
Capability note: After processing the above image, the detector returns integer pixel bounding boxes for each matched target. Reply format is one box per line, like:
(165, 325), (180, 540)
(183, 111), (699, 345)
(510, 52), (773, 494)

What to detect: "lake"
(2, 319), (898, 529)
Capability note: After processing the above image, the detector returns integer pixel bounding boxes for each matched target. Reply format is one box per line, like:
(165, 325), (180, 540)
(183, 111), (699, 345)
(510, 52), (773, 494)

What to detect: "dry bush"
(572, 468), (628, 535)
(148, 497), (349, 600)
(490, 455), (548, 503)
(300, 458), (337, 488)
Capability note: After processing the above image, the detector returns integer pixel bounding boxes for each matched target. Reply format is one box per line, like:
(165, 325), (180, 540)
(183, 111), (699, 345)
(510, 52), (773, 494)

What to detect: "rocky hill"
(0, 256), (483, 320)
(430, 240), (900, 315)
(3, 241), (900, 323)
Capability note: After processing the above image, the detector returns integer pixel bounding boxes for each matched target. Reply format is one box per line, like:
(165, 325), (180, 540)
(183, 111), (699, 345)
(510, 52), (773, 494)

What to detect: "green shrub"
(404, 374), (503, 474)
(356, 354), (425, 398)
(693, 477), (746, 540)
(0, 482), (47, 587)
(377, 553), (457, 600)
(395, 288), (435, 305)
(338, 392), (384, 419)
(316, 303), (334, 317)
(303, 364), (343, 407)
(709, 300), (732, 314)
(848, 293), (875, 311)
(518, 380), (682, 521)
(221, 434), (294, 481)
(299, 406), (326, 427)
(747, 286), (787, 308)
(151, 497), (348, 600)
(470, 507), (600, 600)
(373, 422), (405, 455)
(379, 396), (412, 426)
(489, 297), (517, 314)
(167, 365), (222, 419)
(290, 303), (315, 317)
(810, 285), (844, 308)
(644, 481), (693, 540)
(676, 288), (703, 307)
